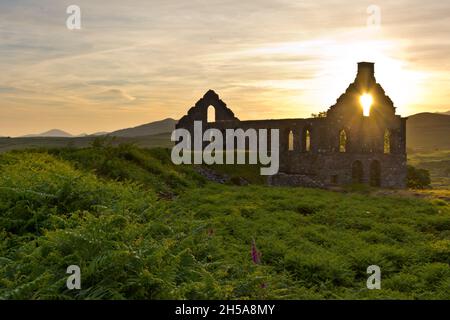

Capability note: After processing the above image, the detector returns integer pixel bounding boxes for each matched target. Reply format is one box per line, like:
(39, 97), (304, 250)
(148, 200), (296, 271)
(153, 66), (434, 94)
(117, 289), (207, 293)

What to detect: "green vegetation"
(407, 165), (431, 189)
(0, 145), (449, 299)
(408, 150), (450, 189)
(0, 133), (172, 153)
(205, 156), (266, 185)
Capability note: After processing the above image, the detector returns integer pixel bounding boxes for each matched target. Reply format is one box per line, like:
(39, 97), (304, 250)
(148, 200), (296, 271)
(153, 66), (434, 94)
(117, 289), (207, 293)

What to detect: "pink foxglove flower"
(251, 239), (261, 264)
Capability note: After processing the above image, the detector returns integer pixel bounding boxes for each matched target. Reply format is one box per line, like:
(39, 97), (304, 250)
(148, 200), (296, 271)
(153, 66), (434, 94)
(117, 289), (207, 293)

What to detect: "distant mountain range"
(14, 113), (450, 151)
(19, 118), (177, 138)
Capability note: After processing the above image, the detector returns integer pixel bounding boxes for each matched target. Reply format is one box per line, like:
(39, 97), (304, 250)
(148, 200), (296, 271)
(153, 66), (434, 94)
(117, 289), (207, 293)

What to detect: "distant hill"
(17, 118), (177, 139)
(108, 118), (177, 137)
(407, 112), (450, 151)
(22, 129), (73, 138)
(90, 131), (109, 136)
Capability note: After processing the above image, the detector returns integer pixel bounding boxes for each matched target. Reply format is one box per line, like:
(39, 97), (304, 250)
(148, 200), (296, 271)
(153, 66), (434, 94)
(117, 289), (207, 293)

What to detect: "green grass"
(203, 151), (266, 185)
(408, 150), (450, 189)
(0, 133), (172, 153)
(0, 145), (449, 299)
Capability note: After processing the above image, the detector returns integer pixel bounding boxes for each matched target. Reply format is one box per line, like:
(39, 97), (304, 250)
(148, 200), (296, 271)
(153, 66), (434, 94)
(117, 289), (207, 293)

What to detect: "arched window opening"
(305, 129), (311, 152)
(207, 105), (215, 123)
(370, 160), (381, 187)
(384, 129), (391, 154)
(288, 130), (294, 151)
(351, 161), (363, 184)
(339, 129), (347, 152)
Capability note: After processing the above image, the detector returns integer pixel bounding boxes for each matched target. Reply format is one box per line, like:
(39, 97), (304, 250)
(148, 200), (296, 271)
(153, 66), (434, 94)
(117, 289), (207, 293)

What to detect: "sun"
(360, 94), (373, 116)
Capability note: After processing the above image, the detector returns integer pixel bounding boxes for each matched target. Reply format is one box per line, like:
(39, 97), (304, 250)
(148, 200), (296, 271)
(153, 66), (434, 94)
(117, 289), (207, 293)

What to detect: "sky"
(0, 0), (449, 136)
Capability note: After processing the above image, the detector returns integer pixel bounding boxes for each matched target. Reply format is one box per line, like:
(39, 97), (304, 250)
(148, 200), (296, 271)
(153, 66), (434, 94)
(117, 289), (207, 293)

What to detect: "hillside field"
(0, 145), (449, 299)
(408, 150), (450, 190)
(0, 134), (172, 153)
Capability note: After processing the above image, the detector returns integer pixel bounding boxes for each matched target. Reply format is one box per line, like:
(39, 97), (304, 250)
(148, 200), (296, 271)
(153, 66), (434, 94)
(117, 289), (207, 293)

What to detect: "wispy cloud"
(0, 0), (449, 136)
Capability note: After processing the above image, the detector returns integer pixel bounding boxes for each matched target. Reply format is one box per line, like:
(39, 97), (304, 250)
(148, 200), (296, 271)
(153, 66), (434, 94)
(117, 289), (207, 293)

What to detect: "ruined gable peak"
(355, 62), (376, 89)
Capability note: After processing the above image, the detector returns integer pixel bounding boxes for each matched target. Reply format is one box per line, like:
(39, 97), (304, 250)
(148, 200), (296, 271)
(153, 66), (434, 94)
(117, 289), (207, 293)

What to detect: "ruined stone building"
(176, 62), (407, 188)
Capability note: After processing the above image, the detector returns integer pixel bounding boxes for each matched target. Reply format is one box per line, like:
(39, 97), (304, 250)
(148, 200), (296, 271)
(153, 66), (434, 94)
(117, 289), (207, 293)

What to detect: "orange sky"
(0, 0), (449, 136)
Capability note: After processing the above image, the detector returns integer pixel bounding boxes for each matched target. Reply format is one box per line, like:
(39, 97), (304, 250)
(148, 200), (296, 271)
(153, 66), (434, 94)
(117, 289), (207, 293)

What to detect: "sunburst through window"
(360, 94), (373, 117)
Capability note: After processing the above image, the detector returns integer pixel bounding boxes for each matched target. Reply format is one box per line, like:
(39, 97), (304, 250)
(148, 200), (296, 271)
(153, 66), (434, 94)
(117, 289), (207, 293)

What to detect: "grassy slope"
(408, 150), (450, 189)
(0, 146), (449, 299)
(0, 133), (173, 153)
